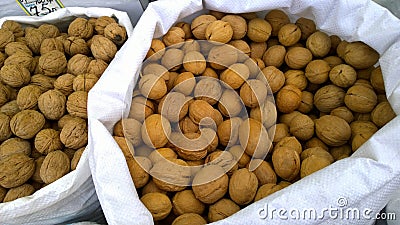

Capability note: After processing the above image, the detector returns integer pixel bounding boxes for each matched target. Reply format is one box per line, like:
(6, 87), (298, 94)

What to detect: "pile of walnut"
(112, 10), (396, 225)
(0, 16), (127, 203)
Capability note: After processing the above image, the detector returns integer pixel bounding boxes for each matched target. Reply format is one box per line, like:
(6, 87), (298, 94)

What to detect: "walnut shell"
(250, 42), (267, 59)
(217, 117), (242, 147)
(247, 18), (272, 42)
(68, 18), (94, 40)
(271, 147), (300, 181)
(0, 186), (6, 202)
(205, 20), (233, 44)
(160, 48), (183, 71)
(139, 74), (167, 100)
(1, 100), (20, 117)
(300, 155), (331, 178)
(1, 21), (24, 38)
(285, 47), (313, 69)
(151, 158), (191, 192)
(5, 41), (32, 56)
(4, 51), (34, 73)
(239, 118), (272, 158)
(148, 148), (177, 164)
(220, 63), (250, 89)
(275, 136), (302, 155)
(60, 117), (88, 149)
(54, 74), (76, 96)
(113, 118), (143, 147)
(0, 28), (15, 51)
(40, 38), (64, 55)
(228, 168), (258, 205)
(87, 59), (108, 78)
(73, 73), (99, 92)
(94, 16), (116, 35)
(250, 99), (277, 128)
(0, 64), (31, 88)
(34, 129), (63, 155)
(221, 15), (247, 40)
(66, 91), (88, 118)
(38, 24), (60, 38)
(0, 153), (35, 188)
(183, 51), (207, 75)
(172, 189), (205, 215)
(0, 137), (31, 159)
(306, 31), (331, 58)
(254, 183), (283, 201)
(146, 39), (166, 61)
(38, 89), (66, 120)
(162, 27), (185, 47)
(208, 198), (240, 222)
(141, 114), (171, 149)
(158, 92), (188, 123)
(259, 66), (285, 93)
(32, 156), (45, 183)
(175, 22), (192, 39)
(343, 42), (379, 69)
(104, 23), (127, 46)
(248, 159), (277, 186)
(191, 15), (217, 40)
(141, 192), (172, 221)
(128, 96), (155, 122)
(329, 64), (357, 88)
(370, 66), (385, 94)
(30, 74), (55, 92)
(192, 165), (229, 204)
(0, 113), (12, 142)
(208, 44), (238, 70)
(172, 213), (207, 225)
(290, 114), (314, 141)
(278, 24), (301, 46)
(295, 17), (316, 40)
(126, 156), (152, 188)
(67, 54), (91, 76)
(371, 101), (396, 127)
(218, 89), (243, 117)
(63, 37), (90, 56)
(16, 85), (42, 110)
(194, 77), (222, 105)
(25, 28), (45, 55)
(315, 115), (351, 146)
(265, 9), (290, 36)
(345, 85), (377, 113)
(3, 183), (35, 202)
(305, 59), (331, 84)
(314, 85), (345, 113)
(38, 50), (67, 77)
(263, 45), (286, 67)
(276, 85), (302, 113)
(40, 150), (70, 184)
(300, 147), (334, 163)
(10, 110), (45, 139)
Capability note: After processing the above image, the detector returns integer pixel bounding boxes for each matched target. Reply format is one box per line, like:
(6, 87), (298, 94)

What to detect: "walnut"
(30, 74), (55, 92)
(343, 42), (379, 69)
(228, 145), (250, 168)
(10, 110), (45, 139)
(284, 70), (308, 90)
(298, 91), (314, 113)
(263, 45), (286, 67)
(62, 37), (89, 56)
(258, 66), (285, 93)
(221, 15), (247, 40)
(285, 47), (313, 69)
(1, 100), (20, 117)
(192, 165), (229, 204)
(329, 64), (357, 88)
(139, 74), (167, 100)
(160, 48), (184, 71)
(194, 77), (222, 105)
(38, 50), (67, 77)
(220, 63), (250, 89)
(168, 132), (207, 161)
(208, 44), (238, 70)
(68, 18), (94, 40)
(271, 147), (300, 181)
(324, 56), (343, 68)
(208, 198), (240, 222)
(276, 85), (302, 113)
(148, 148), (177, 164)
(173, 72), (196, 96)
(330, 106), (354, 124)
(218, 89), (243, 118)
(142, 179), (167, 195)
(158, 92), (188, 122)
(278, 24), (301, 46)
(3, 183), (35, 202)
(142, 63), (169, 81)
(140, 192), (172, 221)
(314, 84), (346, 113)
(0, 28), (15, 51)
(60, 117), (88, 149)
(205, 150), (237, 175)
(113, 118), (143, 147)
(162, 27), (185, 47)
(217, 117), (242, 147)
(73, 73), (99, 92)
(183, 51), (207, 75)
(245, 57), (265, 79)
(250, 42), (267, 59)
(67, 54), (91, 76)
(40, 38), (64, 55)
(40, 150), (70, 184)
(0, 64), (31, 88)
(146, 39), (166, 61)
(1, 21), (24, 38)
(290, 114), (314, 141)
(305, 59), (331, 84)
(250, 99), (277, 128)
(254, 183), (283, 201)
(172, 189), (205, 215)
(228, 168), (258, 205)
(38, 24), (60, 38)
(0, 137), (31, 159)
(104, 23), (127, 46)
(371, 101), (396, 127)
(300, 147), (334, 163)
(0, 153), (35, 188)
(0, 186), (5, 202)
(141, 114), (171, 149)
(151, 158), (191, 192)
(175, 22), (192, 39)
(94, 16), (116, 35)
(306, 31), (331, 57)
(34, 129), (63, 155)
(239, 118), (272, 158)
(205, 20), (233, 44)
(87, 59), (108, 78)
(31, 156), (45, 183)
(295, 17), (316, 40)
(265, 10), (290, 36)
(126, 156), (152, 188)
(370, 66), (385, 94)
(54, 74), (76, 96)
(128, 96), (155, 122)
(344, 85), (377, 113)
(240, 79), (268, 108)
(315, 115), (351, 146)
(66, 91), (88, 118)
(247, 18), (272, 42)
(38, 89), (66, 120)
(330, 145), (352, 160)
(300, 155), (331, 178)
(191, 15), (217, 40)
(276, 136), (302, 155)
(247, 159), (277, 186)
(16, 85), (42, 110)
(25, 28), (45, 55)
(189, 100), (218, 126)
(172, 213), (207, 225)
(5, 41), (32, 56)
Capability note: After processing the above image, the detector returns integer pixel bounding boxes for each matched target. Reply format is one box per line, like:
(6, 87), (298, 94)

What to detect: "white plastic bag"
(0, 7), (133, 225)
(88, 0), (400, 224)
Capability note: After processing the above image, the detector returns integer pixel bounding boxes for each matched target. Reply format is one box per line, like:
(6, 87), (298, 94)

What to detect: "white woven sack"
(0, 7), (133, 225)
(88, 0), (400, 224)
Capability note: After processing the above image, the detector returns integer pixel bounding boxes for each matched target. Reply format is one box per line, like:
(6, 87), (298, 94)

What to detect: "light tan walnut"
(10, 110), (45, 139)
(68, 18), (94, 40)
(16, 85), (42, 110)
(34, 129), (63, 155)
(0, 153), (35, 188)
(60, 117), (88, 149)
(66, 91), (88, 118)
(3, 183), (35, 202)
(40, 150), (70, 184)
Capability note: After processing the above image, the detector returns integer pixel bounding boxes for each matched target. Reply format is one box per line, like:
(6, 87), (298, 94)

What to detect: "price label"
(17, 0), (65, 16)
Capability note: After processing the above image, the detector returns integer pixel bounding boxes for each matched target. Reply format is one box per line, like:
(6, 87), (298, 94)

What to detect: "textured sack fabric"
(0, 7), (133, 225)
(88, 0), (400, 224)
